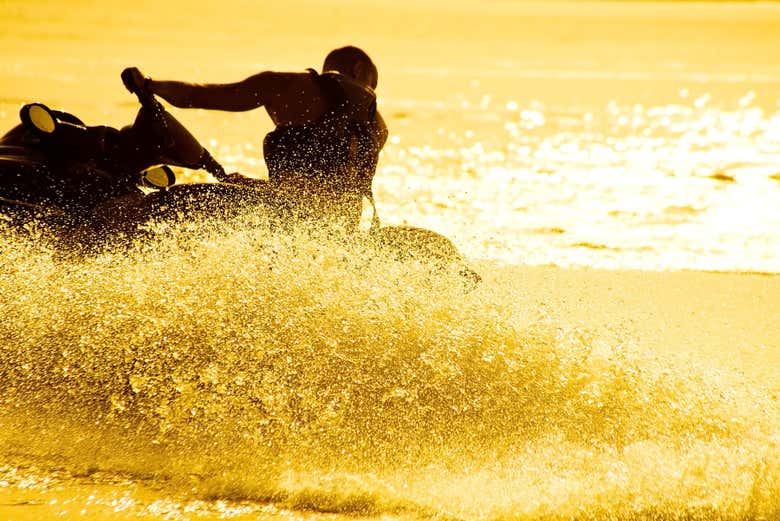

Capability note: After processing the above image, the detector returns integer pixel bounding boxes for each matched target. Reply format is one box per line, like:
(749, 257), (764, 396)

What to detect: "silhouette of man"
(125, 46), (387, 231)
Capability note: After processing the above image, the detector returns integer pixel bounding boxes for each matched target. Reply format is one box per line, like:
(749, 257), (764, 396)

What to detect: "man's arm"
(145, 71), (293, 112)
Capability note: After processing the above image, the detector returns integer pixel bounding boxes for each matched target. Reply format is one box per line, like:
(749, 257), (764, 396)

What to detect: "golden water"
(1, 1), (780, 519)
(1, 223), (779, 520)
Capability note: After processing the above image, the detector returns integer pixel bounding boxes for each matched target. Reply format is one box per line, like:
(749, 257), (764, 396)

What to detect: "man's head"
(323, 46), (378, 89)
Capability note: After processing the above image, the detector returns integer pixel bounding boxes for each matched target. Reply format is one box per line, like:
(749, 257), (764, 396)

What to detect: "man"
(125, 46), (387, 231)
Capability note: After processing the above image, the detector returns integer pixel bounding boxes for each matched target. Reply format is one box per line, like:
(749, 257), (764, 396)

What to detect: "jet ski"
(0, 74), (480, 286)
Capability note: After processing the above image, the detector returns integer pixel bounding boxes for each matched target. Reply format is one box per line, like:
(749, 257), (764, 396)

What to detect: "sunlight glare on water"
(376, 91), (780, 271)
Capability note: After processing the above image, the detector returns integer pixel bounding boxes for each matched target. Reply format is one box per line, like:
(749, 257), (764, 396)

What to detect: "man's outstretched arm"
(136, 70), (294, 112)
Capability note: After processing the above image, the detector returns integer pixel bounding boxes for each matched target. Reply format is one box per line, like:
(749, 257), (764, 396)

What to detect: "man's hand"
(121, 67), (149, 95)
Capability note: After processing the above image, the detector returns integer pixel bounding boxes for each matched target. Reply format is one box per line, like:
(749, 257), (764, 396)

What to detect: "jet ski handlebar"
(120, 67), (228, 181)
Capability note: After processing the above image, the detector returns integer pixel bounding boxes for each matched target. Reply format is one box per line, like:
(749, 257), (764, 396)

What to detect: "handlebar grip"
(121, 68), (157, 108)
(121, 68), (140, 94)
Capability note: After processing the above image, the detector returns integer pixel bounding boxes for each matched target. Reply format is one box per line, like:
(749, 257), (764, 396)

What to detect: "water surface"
(1, 1), (779, 519)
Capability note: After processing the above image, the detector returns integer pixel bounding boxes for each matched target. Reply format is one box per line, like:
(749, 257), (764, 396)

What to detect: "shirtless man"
(124, 46), (388, 230)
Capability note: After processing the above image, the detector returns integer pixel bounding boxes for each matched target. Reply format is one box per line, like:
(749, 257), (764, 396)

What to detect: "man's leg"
(116, 104), (226, 179)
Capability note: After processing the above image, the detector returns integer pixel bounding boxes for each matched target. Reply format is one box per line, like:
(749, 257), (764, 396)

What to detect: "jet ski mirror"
(20, 103), (90, 140)
(20, 103), (57, 134)
(140, 165), (176, 188)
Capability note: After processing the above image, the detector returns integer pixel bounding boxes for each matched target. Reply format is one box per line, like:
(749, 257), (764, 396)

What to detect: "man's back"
(127, 46), (387, 229)
(263, 70), (383, 229)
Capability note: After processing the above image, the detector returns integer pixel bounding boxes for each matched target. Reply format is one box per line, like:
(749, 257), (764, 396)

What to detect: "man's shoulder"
(244, 70), (317, 90)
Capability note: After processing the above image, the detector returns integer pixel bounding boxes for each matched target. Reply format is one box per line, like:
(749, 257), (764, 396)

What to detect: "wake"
(0, 219), (778, 520)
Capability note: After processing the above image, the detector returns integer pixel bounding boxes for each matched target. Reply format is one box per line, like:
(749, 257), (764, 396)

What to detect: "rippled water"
(1, 1), (780, 520)
(376, 93), (780, 271)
